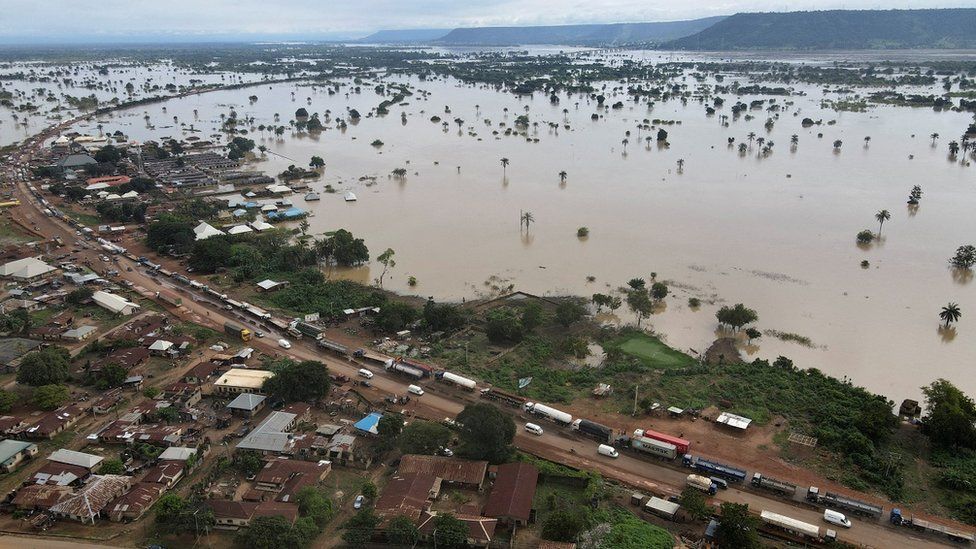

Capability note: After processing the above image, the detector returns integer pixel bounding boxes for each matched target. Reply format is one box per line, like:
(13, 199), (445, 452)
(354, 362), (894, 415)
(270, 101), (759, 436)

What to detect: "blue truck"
(682, 454), (747, 483)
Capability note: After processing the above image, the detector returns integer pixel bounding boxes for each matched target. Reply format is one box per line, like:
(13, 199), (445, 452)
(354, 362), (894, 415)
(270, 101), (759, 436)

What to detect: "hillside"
(436, 17), (726, 46)
(666, 9), (976, 50)
(358, 29), (451, 43)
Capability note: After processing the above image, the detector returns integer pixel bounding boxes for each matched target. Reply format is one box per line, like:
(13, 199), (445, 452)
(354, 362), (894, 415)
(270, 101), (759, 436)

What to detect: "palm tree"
(940, 302), (962, 328)
(676, 159), (685, 172)
(931, 132), (940, 144)
(875, 209), (891, 236)
(501, 157), (509, 175)
(790, 134), (799, 148)
(520, 211), (534, 233)
(949, 141), (960, 156)
(558, 171), (567, 183)
(747, 132), (756, 146)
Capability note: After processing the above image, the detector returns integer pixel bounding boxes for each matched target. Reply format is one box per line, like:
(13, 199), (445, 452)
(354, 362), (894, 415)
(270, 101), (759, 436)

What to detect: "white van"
(277, 339), (292, 349)
(407, 384), (425, 396)
(358, 368), (374, 379)
(597, 444), (619, 458)
(823, 509), (852, 528)
(524, 423), (544, 436)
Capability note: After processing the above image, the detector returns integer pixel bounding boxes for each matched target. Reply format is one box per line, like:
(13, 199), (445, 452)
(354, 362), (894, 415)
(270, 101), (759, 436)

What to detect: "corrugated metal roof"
(48, 449), (103, 470)
(483, 462), (538, 521)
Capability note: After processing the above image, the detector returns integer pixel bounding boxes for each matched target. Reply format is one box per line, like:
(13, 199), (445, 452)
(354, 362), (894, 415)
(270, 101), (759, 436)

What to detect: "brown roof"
(141, 461), (184, 485)
(49, 475), (131, 521)
(417, 510), (497, 544)
(208, 500), (258, 520)
(184, 360), (220, 381)
(483, 462), (538, 522)
(398, 455), (488, 486)
(107, 482), (164, 519)
(12, 484), (73, 509)
(92, 346), (149, 372)
(253, 459), (327, 487)
(375, 473), (439, 521)
(30, 461), (92, 485)
(0, 415), (26, 433)
(537, 542), (577, 549)
(26, 403), (84, 438)
(253, 501), (299, 524)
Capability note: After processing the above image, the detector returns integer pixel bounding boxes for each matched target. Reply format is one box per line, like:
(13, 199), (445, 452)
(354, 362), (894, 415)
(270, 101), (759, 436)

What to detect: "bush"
(17, 346), (70, 386)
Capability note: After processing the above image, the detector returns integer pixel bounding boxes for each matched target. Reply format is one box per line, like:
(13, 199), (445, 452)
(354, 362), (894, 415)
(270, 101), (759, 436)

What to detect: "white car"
(277, 339), (292, 349)
(353, 495), (365, 509)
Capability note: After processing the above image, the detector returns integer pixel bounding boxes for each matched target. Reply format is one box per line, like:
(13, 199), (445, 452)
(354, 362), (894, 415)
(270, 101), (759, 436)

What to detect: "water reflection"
(938, 325), (958, 343)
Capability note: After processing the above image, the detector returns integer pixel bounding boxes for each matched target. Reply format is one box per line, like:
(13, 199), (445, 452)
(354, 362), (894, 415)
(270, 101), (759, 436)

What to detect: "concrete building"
(213, 368), (275, 395)
(0, 439), (38, 472)
(0, 257), (58, 281)
(92, 290), (140, 316)
(226, 393), (266, 417)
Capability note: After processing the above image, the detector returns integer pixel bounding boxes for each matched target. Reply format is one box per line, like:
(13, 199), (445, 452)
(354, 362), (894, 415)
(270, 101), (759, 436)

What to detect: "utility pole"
(633, 384), (639, 416)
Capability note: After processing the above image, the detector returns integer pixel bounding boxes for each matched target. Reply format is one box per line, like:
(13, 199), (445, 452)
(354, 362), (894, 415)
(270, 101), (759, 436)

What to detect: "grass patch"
(609, 331), (695, 369)
(0, 214), (37, 245)
(763, 329), (815, 348)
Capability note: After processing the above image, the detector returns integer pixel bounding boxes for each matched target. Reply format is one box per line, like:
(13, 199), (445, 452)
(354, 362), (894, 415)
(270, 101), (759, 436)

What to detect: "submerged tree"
(500, 157), (510, 175)
(939, 302), (962, 328)
(875, 209), (891, 236)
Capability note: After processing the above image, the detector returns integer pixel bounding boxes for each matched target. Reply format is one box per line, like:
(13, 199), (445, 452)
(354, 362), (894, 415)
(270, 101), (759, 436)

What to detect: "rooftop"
(227, 393), (266, 411)
(483, 462), (538, 522)
(214, 368), (275, 390)
(48, 449), (103, 470)
(398, 455), (488, 486)
(0, 257), (56, 280)
(91, 290), (139, 314)
(237, 411), (296, 453)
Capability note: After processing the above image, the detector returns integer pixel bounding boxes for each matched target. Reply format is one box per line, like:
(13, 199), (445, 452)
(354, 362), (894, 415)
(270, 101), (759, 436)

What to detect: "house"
(483, 462), (538, 526)
(157, 447), (197, 462)
(213, 368), (275, 395)
(49, 449), (104, 470)
(236, 411), (315, 458)
(183, 360), (220, 384)
(49, 474), (132, 524)
(397, 455), (489, 490)
(99, 422), (186, 446)
(29, 461), (92, 486)
(163, 382), (202, 407)
(92, 290), (140, 316)
(56, 153), (97, 172)
(141, 461), (185, 489)
(1, 298), (42, 312)
(86, 175), (131, 187)
(208, 500), (299, 530)
(0, 416), (28, 436)
(148, 339), (174, 355)
(253, 459), (330, 501)
(91, 346), (150, 372)
(0, 439), (38, 472)
(24, 404), (85, 439)
(226, 393), (266, 417)
(255, 279), (287, 292)
(417, 510), (497, 548)
(0, 257), (58, 281)
(11, 484), (73, 511)
(107, 482), (164, 522)
(193, 222), (225, 241)
(323, 434), (358, 465)
(375, 473), (441, 521)
(62, 325), (97, 341)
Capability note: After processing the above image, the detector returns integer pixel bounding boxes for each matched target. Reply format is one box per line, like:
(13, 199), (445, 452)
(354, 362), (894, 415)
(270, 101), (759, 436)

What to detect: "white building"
(91, 291), (140, 316)
(0, 257), (57, 281)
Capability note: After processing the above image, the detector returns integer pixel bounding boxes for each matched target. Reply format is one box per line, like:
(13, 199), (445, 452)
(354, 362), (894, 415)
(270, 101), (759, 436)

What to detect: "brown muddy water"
(66, 57), (976, 402)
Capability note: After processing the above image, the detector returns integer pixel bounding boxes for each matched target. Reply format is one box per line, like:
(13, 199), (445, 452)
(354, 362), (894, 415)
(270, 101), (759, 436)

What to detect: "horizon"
(0, 2), (972, 45)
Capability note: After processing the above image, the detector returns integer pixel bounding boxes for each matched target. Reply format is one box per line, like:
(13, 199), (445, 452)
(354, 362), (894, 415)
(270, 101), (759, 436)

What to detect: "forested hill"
(666, 9), (976, 50)
(358, 29), (451, 43)
(435, 17), (726, 46)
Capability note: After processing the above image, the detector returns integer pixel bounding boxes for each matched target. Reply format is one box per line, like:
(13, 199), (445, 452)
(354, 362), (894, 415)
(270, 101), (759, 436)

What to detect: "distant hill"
(666, 9), (976, 50)
(359, 29), (451, 43)
(435, 17), (726, 46)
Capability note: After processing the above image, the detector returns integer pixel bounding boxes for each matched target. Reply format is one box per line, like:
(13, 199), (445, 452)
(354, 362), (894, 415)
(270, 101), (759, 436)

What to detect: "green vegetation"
(16, 346), (70, 386)
(611, 331), (695, 369)
(398, 420), (453, 455)
(33, 384), (69, 410)
(262, 359), (331, 403)
(456, 403), (516, 463)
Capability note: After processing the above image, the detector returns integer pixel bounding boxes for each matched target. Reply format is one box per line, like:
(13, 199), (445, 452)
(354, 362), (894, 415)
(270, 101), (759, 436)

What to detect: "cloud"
(0, 0), (967, 41)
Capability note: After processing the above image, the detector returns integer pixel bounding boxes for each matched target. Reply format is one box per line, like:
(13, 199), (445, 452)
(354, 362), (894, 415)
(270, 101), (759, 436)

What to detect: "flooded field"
(60, 51), (976, 402)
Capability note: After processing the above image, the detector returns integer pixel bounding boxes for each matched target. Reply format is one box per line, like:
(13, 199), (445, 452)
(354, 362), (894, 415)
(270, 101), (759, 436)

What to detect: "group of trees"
(485, 302), (543, 343)
(921, 378), (976, 450)
(715, 303), (759, 332)
(623, 278), (667, 328)
(235, 487), (334, 549)
(591, 292), (623, 313)
(376, 403), (516, 464)
(262, 359), (331, 403)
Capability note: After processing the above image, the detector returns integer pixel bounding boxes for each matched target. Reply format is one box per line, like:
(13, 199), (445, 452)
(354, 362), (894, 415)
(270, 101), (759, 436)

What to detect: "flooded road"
(62, 58), (976, 402)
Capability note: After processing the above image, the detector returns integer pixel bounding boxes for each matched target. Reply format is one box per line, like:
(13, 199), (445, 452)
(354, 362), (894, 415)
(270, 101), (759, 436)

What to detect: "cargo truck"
(155, 291), (182, 307)
(682, 454), (747, 483)
(628, 435), (678, 460)
(571, 418), (614, 444)
(294, 321), (324, 340)
(523, 402), (573, 426)
(479, 387), (525, 408)
(634, 428), (690, 454)
(750, 472), (798, 497)
(686, 474), (717, 495)
(435, 371), (477, 391)
(224, 321), (252, 342)
(806, 487), (883, 518)
(889, 509), (975, 544)
(385, 359), (426, 380)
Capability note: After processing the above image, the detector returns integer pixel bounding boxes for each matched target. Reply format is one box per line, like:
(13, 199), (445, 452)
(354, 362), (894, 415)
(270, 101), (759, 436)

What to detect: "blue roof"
(267, 207), (306, 221)
(354, 412), (382, 435)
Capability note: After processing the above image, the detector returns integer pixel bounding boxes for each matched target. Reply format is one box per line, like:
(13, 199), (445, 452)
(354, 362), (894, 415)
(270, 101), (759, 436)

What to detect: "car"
(524, 423), (544, 436)
(407, 384), (424, 396)
(277, 339), (292, 349)
(823, 509), (852, 528)
(353, 495), (365, 509)
(358, 368), (374, 379)
(438, 447), (454, 457)
(255, 331), (265, 338)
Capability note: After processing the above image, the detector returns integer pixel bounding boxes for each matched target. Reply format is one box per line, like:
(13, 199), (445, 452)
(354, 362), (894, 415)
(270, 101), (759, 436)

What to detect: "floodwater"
(58, 52), (976, 403)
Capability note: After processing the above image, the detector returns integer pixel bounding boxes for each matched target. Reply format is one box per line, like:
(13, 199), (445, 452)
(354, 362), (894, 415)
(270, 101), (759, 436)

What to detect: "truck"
(479, 387), (526, 408)
(682, 455), (747, 483)
(635, 428), (690, 455)
(435, 371), (477, 391)
(643, 497), (680, 520)
(318, 338), (349, 356)
(155, 291), (183, 307)
(523, 402), (573, 426)
(571, 418), (614, 444)
(806, 487), (883, 518)
(246, 306), (272, 321)
(385, 359), (426, 380)
(294, 321), (324, 340)
(889, 509), (975, 544)
(686, 474), (717, 495)
(630, 435), (678, 460)
(759, 510), (836, 544)
(224, 321), (252, 342)
(750, 472), (798, 497)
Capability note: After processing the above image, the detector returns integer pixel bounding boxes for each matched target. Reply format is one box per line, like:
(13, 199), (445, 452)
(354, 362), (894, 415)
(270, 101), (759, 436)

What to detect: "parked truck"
(523, 402), (573, 426)
(318, 339), (349, 356)
(682, 455), (747, 483)
(385, 359), (426, 380)
(806, 487), (883, 518)
(479, 387), (525, 408)
(294, 321), (324, 340)
(890, 509), (975, 544)
(686, 474), (717, 495)
(634, 428), (690, 455)
(224, 321), (252, 342)
(155, 291), (182, 307)
(435, 371), (477, 391)
(571, 418), (614, 444)
(629, 435), (678, 460)
(750, 472), (798, 497)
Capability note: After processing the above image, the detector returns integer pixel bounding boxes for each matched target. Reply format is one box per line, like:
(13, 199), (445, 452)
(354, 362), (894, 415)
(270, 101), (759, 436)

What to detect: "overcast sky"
(0, 0), (970, 42)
